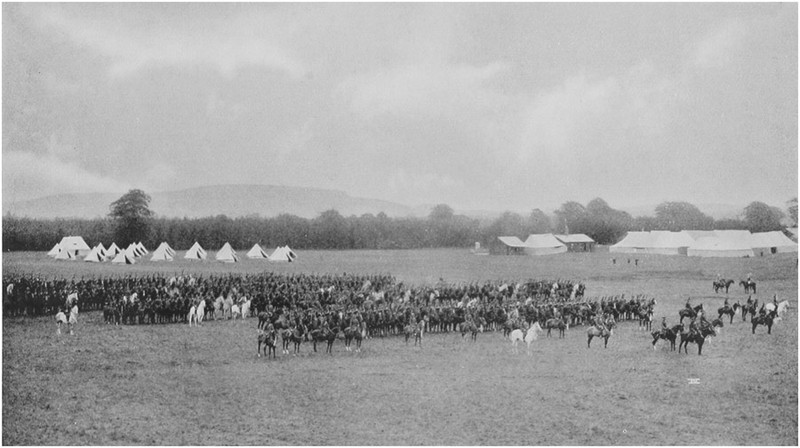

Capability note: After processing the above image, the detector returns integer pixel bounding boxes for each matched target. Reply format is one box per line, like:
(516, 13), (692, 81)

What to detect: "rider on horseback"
(689, 316), (701, 338)
(685, 297), (692, 311)
(661, 317), (668, 337)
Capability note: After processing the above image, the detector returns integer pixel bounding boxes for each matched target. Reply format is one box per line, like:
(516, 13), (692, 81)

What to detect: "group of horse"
(651, 296), (790, 355)
(256, 312), (368, 358)
(712, 278), (757, 294)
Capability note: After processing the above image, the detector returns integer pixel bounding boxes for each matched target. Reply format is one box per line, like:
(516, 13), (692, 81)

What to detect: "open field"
(3, 249), (798, 445)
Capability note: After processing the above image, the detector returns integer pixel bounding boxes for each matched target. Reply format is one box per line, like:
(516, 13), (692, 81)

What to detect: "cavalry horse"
(544, 317), (567, 338)
(510, 322), (544, 355)
(502, 318), (521, 338)
(741, 297), (758, 322)
(587, 318), (616, 348)
(679, 322), (720, 355)
(752, 310), (778, 334)
(740, 280), (757, 294)
(713, 279), (735, 294)
(257, 329), (278, 359)
(651, 324), (683, 351)
(310, 326), (338, 354)
(459, 319), (480, 342)
(718, 303), (738, 324)
(638, 307), (654, 331)
(281, 325), (305, 355)
(404, 321), (424, 347)
(344, 321), (367, 352)
(765, 299), (790, 319)
(678, 304), (703, 324)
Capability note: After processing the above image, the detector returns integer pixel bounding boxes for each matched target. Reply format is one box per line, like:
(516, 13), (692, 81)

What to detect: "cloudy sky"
(3, 3), (797, 212)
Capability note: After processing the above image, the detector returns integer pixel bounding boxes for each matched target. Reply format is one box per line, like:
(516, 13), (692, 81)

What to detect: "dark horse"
(752, 310), (777, 334)
(544, 317), (566, 338)
(740, 280), (757, 294)
(679, 322), (719, 355)
(344, 321), (366, 352)
(459, 320), (480, 341)
(310, 326), (337, 354)
(741, 297), (758, 322)
(257, 329), (278, 359)
(718, 303), (739, 324)
(652, 324), (683, 351)
(713, 279), (735, 294)
(281, 325), (305, 355)
(678, 304), (704, 323)
(587, 319), (616, 348)
(404, 321), (424, 347)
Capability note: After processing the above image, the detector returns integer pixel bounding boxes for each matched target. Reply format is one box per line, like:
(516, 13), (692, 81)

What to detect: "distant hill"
(2, 185), (430, 220)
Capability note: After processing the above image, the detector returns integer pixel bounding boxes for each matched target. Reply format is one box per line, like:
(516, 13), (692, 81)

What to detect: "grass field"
(3, 249), (798, 445)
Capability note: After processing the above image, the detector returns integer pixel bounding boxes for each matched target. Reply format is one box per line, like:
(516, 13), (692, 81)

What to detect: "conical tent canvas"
(162, 242), (176, 257)
(216, 242), (239, 263)
(112, 250), (136, 264)
(185, 242), (207, 260)
(150, 244), (174, 261)
(285, 246), (297, 261)
(136, 242), (148, 254)
(54, 246), (76, 260)
(269, 246), (294, 262)
(95, 243), (107, 258)
(247, 244), (269, 259)
(83, 246), (104, 262)
(106, 243), (122, 257)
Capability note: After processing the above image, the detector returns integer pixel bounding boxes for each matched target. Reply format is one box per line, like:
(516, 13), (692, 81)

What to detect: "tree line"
(2, 190), (794, 252)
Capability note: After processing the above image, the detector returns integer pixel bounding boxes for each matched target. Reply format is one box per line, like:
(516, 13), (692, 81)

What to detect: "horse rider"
(689, 316), (700, 338)
(723, 296), (729, 308)
(772, 294), (778, 310)
(661, 317), (668, 337)
(685, 297), (692, 311)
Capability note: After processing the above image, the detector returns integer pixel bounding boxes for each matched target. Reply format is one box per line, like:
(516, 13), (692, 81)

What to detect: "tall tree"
(787, 197), (798, 227)
(109, 189), (154, 246)
(528, 209), (552, 234)
(554, 201), (589, 234)
(743, 201), (784, 232)
(654, 202), (713, 231)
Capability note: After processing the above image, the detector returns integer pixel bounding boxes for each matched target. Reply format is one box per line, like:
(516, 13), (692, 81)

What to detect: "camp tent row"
(610, 230), (797, 257)
(497, 234), (595, 256)
(184, 242), (297, 262)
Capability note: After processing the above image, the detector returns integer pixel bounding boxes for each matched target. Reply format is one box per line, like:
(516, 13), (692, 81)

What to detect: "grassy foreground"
(3, 249), (797, 445)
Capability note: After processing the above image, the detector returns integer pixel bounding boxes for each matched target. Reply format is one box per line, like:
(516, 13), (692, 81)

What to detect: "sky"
(3, 3), (797, 213)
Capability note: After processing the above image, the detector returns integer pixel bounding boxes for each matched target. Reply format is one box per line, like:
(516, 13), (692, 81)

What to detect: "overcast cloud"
(3, 3), (797, 213)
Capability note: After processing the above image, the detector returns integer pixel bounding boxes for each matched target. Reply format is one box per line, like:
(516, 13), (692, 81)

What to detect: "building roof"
(554, 234), (595, 244)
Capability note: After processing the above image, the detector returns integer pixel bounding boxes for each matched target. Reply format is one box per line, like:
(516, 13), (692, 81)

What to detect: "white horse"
(55, 311), (68, 335)
(188, 305), (199, 326)
(230, 304), (241, 320)
(765, 299), (790, 321)
(511, 322), (544, 355)
(213, 296), (224, 320)
(524, 322), (544, 354)
(68, 304), (78, 335)
(510, 329), (525, 354)
(195, 300), (205, 325)
(240, 299), (251, 320)
(223, 295), (233, 319)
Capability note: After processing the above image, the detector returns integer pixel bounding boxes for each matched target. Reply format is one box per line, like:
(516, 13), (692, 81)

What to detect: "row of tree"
(2, 190), (795, 252)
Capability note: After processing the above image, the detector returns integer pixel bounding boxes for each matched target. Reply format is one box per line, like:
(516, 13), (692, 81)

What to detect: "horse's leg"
(587, 335), (592, 348)
(697, 340), (703, 356)
(604, 336), (609, 348)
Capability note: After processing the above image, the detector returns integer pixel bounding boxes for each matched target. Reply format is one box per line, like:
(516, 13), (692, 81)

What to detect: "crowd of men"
(3, 272), (657, 338)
